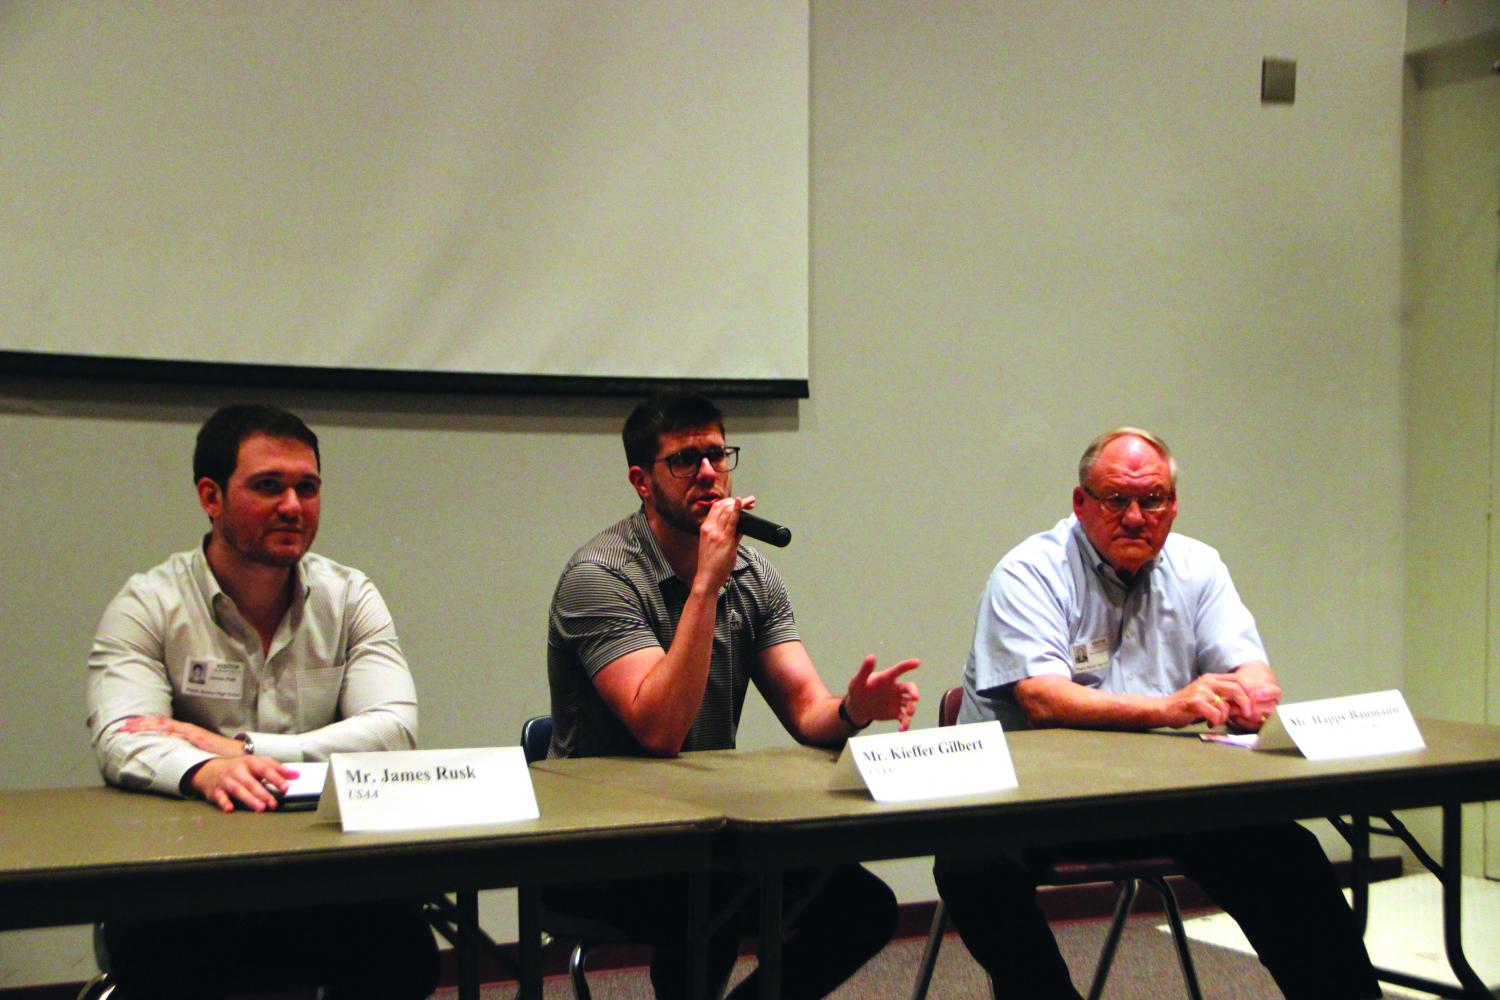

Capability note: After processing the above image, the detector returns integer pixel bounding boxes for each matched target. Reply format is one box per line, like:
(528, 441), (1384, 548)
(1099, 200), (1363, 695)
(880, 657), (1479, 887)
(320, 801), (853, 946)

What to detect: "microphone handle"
(737, 511), (792, 548)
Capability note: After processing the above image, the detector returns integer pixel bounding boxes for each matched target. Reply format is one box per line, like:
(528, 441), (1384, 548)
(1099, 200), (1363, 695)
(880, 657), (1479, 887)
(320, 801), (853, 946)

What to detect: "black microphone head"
(737, 511), (792, 548)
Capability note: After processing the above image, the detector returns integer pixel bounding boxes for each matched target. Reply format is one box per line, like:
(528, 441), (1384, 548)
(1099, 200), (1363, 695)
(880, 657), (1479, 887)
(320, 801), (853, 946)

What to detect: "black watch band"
(839, 697), (871, 732)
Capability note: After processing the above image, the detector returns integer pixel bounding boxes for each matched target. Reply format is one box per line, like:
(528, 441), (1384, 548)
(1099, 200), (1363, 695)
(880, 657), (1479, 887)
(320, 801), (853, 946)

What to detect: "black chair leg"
(569, 942), (594, 1000)
(1149, 876), (1203, 1000)
(1085, 878), (1140, 1000)
(74, 975), (116, 1000)
(909, 901), (947, 1000)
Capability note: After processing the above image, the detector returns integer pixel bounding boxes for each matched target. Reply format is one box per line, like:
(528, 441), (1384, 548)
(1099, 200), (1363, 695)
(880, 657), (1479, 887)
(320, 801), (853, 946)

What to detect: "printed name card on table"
(829, 721), (1018, 803)
(1256, 690), (1425, 761)
(317, 747), (539, 832)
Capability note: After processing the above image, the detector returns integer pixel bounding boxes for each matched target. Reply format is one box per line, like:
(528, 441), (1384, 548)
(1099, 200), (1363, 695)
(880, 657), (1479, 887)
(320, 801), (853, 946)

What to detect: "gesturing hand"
(844, 655), (922, 731)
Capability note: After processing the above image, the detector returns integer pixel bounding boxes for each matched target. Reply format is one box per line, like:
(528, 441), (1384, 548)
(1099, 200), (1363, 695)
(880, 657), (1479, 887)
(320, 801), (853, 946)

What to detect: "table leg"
(688, 871), (709, 1000)
(1440, 802), (1492, 998)
(457, 890), (479, 1000)
(517, 885), (542, 1000)
(758, 869), (784, 1000)
(1350, 813), (1370, 934)
(1358, 805), (1495, 998)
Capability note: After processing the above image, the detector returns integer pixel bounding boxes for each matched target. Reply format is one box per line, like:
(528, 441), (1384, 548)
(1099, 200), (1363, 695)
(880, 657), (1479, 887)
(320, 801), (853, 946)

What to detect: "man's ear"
(197, 477), (222, 520)
(627, 466), (651, 503)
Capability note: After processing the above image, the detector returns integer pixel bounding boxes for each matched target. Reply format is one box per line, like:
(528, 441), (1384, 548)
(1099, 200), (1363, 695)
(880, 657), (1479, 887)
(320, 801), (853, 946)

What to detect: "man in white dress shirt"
(85, 404), (437, 1000)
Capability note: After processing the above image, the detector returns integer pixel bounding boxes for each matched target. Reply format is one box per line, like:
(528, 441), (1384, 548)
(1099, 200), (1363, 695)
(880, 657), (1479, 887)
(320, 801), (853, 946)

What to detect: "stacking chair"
(78, 924), (322, 1000)
(910, 687), (1203, 1000)
(73, 931), (116, 1000)
(425, 715), (633, 1000)
(519, 715), (635, 1000)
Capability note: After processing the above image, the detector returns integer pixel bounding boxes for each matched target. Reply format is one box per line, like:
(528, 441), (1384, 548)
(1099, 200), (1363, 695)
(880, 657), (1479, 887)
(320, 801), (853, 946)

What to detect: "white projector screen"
(0, 1), (809, 396)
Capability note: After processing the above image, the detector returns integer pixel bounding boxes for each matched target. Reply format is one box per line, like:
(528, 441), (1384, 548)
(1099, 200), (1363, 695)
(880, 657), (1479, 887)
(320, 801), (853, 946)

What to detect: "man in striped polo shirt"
(545, 387), (921, 1000)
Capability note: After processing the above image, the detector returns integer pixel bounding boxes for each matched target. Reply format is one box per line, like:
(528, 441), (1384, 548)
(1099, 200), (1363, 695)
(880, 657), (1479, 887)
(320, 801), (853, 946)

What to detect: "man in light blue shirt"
(935, 428), (1378, 1000)
(960, 510), (1268, 731)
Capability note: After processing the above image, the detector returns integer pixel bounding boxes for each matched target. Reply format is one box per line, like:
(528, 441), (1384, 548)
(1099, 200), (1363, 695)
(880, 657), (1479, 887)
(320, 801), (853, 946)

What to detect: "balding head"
(1073, 429), (1178, 576)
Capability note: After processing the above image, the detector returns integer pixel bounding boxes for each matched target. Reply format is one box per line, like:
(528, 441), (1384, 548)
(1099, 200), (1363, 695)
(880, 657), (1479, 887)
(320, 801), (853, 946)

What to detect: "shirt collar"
(192, 535), (311, 625)
(290, 558), (311, 607)
(1069, 515), (1158, 590)
(192, 537), (229, 623)
(628, 506), (750, 586)
(628, 508), (677, 586)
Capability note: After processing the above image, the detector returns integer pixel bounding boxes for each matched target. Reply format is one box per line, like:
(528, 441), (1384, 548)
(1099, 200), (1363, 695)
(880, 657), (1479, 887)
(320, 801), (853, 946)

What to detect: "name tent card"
(1259, 690), (1425, 760)
(829, 721), (1018, 803)
(317, 747), (539, 832)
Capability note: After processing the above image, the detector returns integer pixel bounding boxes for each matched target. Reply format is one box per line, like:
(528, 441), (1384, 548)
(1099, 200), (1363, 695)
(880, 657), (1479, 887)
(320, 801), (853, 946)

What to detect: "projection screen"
(0, 1), (809, 396)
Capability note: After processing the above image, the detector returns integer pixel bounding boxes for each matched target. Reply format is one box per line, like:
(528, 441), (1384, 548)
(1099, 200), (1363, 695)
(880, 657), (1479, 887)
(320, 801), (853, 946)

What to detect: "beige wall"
(1403, 34), (1500, 730)
(0, 1), (1411, 987)
(1401, 28), (1500, 874)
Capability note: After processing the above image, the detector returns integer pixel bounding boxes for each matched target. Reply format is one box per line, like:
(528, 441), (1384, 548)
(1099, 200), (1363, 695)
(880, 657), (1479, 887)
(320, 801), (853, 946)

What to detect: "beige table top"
(0, 767), (722, 930)
(534, 718), (1500, 867)
(12, 720), (1496, 928)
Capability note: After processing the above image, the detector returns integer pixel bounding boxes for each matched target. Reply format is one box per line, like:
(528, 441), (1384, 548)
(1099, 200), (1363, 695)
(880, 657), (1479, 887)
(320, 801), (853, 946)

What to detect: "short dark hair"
(622, 388), (724, 468)
(193, 404), (320, 488)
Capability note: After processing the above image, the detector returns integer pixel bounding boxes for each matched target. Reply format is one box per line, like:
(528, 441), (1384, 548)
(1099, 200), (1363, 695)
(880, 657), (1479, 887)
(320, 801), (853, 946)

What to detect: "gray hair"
(1078, 427), (1178, 488)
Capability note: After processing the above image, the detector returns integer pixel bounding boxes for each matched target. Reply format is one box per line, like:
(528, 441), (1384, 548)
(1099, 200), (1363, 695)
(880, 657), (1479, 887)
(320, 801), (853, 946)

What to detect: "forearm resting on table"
(264, 709), (417, 762)
(93, 722), (215, 798)
(1014, 675), (1173, 729)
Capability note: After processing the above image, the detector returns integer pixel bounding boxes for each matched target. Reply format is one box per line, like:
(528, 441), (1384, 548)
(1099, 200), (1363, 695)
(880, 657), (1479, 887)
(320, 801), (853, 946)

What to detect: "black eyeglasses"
(656, 446), (740, 478)
(1082, 487), (1174, 514)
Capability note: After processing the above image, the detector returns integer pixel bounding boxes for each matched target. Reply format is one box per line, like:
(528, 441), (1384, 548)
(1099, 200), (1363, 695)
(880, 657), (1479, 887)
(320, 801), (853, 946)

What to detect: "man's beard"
(231, 533), (304, 567)
(220, 508), (308, 567)
(652, 495), (702, 536)
(649, 473), (713, 537)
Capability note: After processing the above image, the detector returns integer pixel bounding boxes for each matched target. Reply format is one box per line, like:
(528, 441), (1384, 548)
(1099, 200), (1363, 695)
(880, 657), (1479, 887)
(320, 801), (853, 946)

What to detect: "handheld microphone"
(737, 511), (792, 548)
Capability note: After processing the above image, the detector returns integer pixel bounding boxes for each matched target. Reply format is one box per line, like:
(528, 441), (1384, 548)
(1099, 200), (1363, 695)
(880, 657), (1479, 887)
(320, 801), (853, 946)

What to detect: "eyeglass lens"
(1100, 493), (1170, 513)
(664, 447), (738, 477)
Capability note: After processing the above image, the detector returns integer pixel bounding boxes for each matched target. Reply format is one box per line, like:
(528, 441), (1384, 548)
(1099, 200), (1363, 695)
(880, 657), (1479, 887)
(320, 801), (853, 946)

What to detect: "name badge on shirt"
(183, 658), (245, 700)
(1069, 637), (1109, 673)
